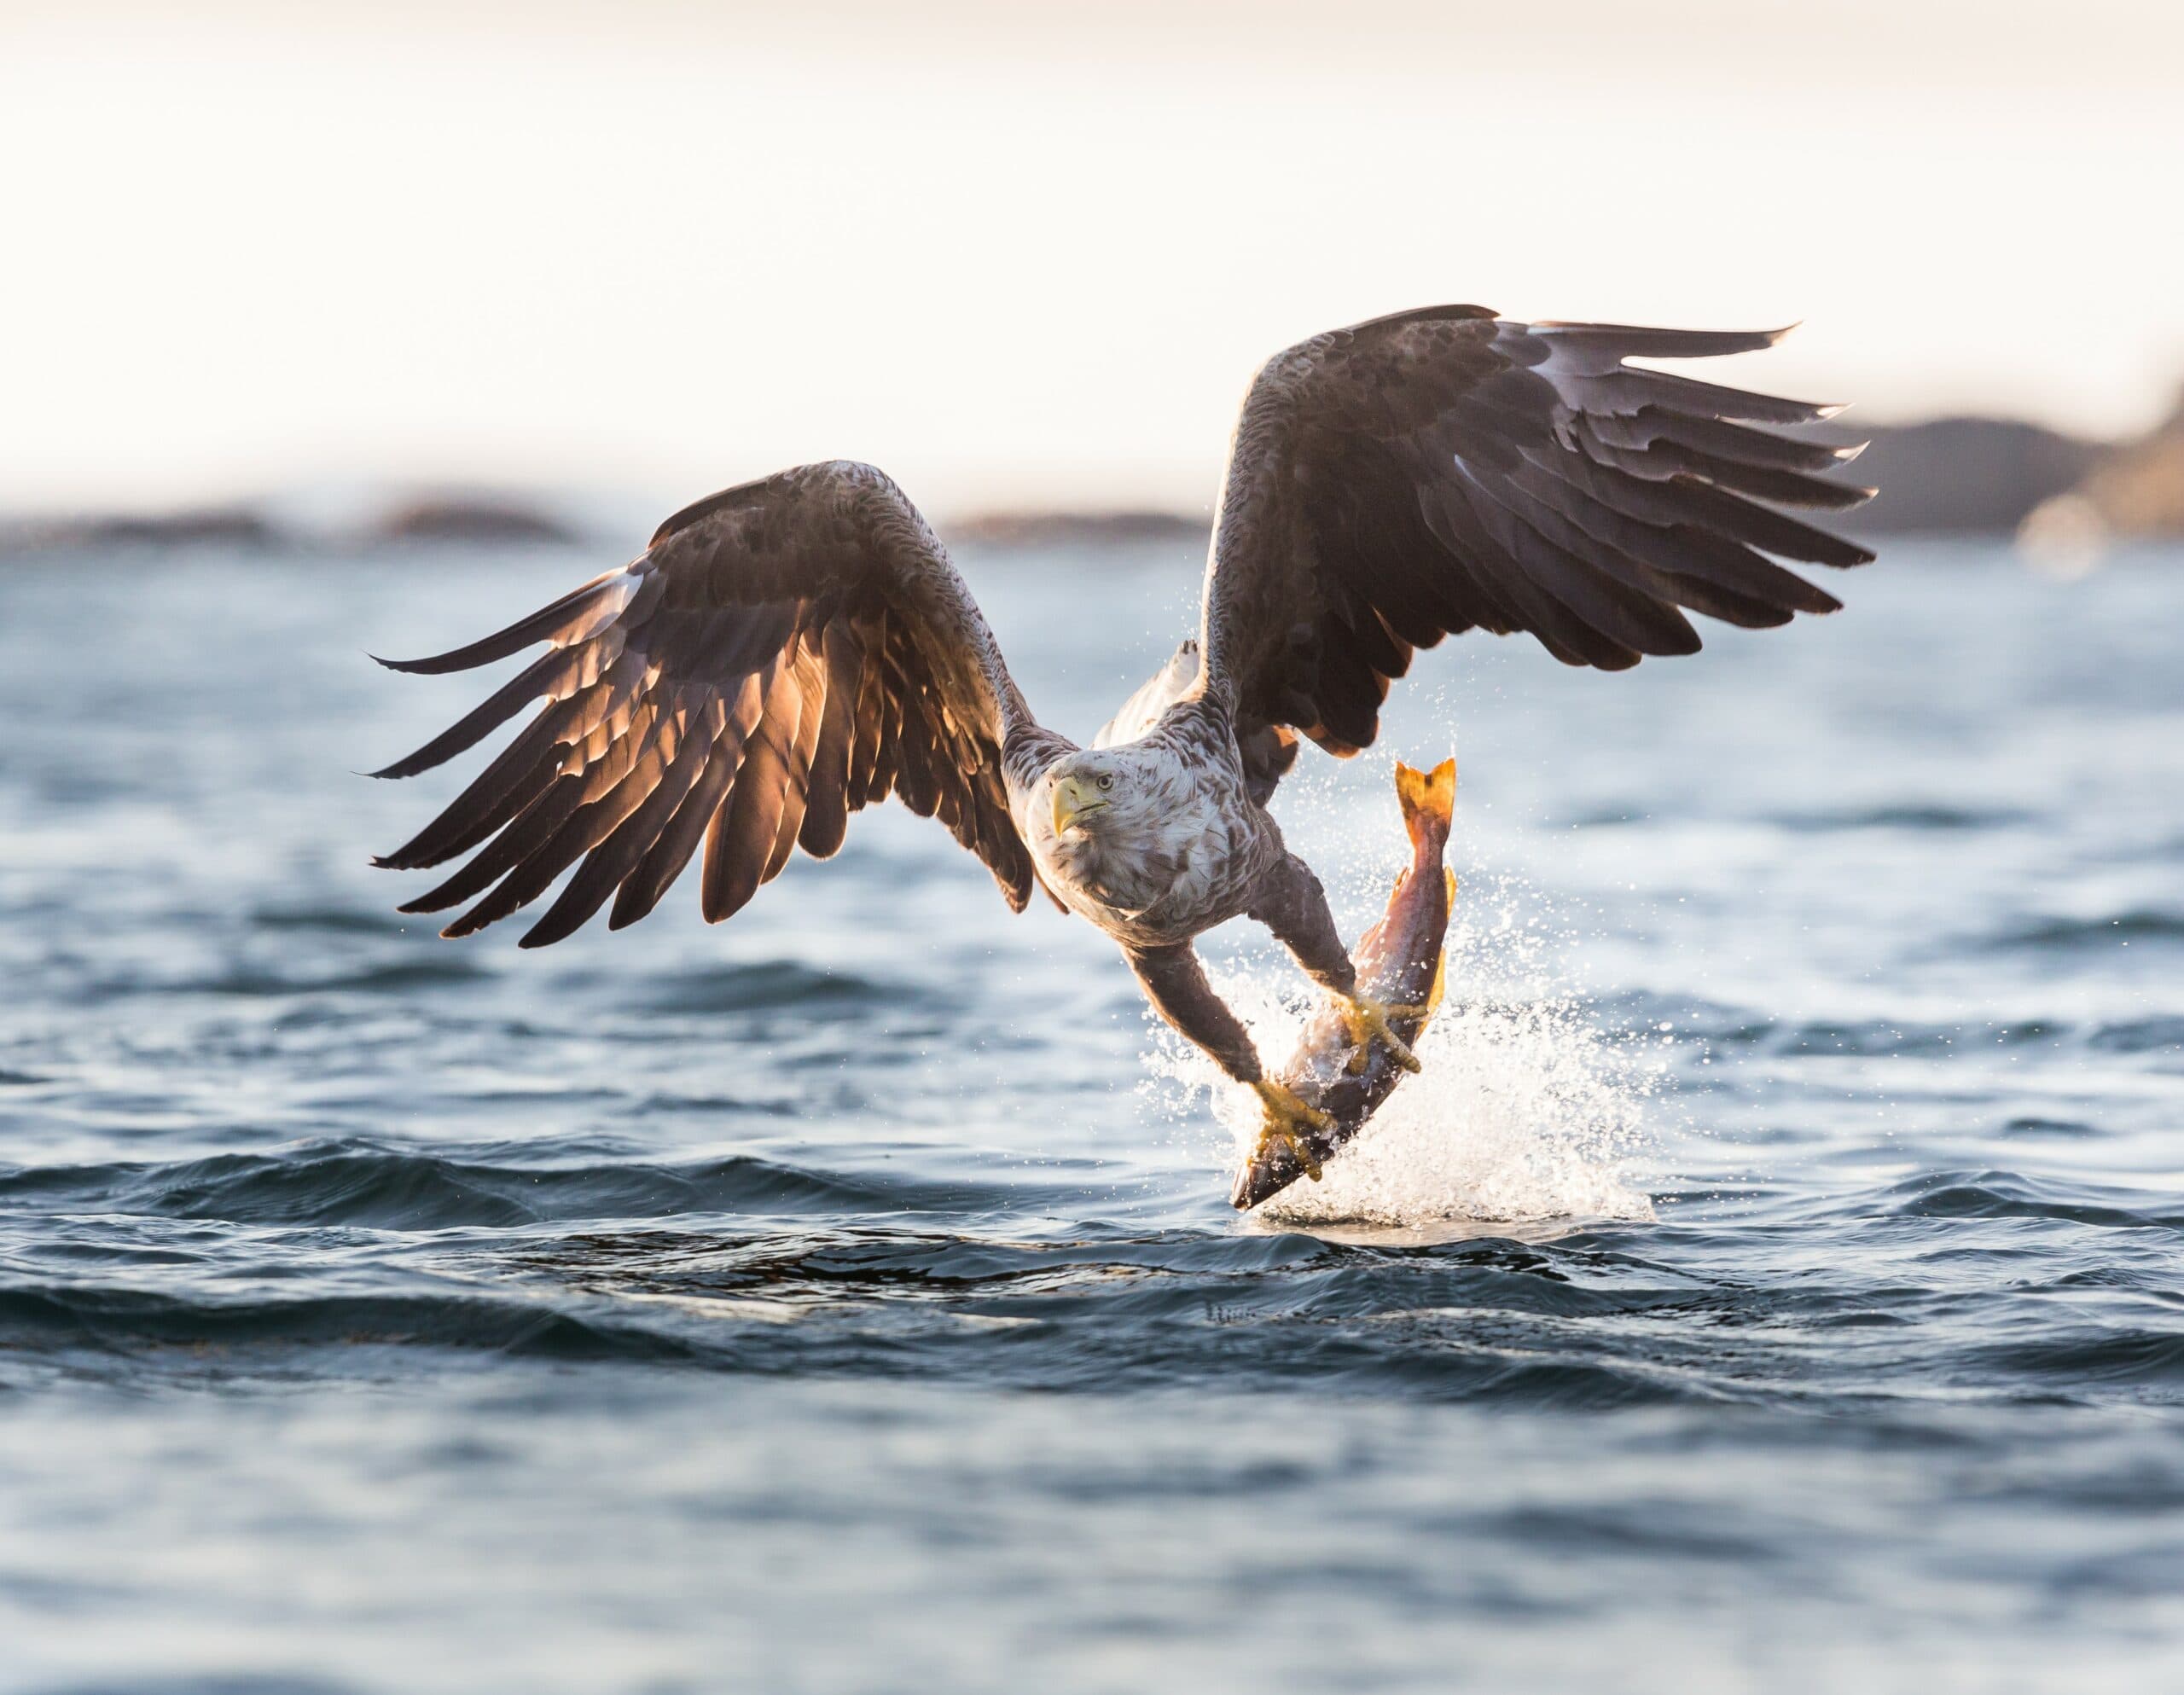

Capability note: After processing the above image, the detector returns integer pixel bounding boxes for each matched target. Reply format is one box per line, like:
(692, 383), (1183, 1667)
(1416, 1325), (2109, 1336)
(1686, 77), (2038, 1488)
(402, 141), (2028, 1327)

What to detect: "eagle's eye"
(1096, 773), (1115, 792)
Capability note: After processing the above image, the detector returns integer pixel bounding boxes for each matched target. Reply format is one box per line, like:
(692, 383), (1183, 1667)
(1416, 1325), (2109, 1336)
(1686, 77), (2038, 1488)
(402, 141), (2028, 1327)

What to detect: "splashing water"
(1147, 855), (1659, 1229)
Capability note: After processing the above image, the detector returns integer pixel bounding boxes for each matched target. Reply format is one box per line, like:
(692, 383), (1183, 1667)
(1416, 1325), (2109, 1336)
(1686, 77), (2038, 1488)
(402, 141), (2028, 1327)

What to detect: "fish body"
(1230, 758), (1455, 1210)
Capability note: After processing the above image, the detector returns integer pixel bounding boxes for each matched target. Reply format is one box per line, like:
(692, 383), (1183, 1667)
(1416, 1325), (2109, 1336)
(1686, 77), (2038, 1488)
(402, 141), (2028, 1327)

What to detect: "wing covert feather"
(1197, 307), (1873, 774)
(372, 461), (1044, 942)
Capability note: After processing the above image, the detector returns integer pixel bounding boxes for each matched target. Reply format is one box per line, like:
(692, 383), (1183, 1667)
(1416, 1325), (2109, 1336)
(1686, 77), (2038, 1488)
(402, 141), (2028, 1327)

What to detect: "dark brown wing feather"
(1197, 306), (1874, 763)
(371, 460), (1039, 945)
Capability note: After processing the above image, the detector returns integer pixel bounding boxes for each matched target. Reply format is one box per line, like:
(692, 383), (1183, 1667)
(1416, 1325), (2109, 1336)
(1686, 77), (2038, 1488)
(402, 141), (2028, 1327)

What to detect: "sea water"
(1, 537), (2180, 1692)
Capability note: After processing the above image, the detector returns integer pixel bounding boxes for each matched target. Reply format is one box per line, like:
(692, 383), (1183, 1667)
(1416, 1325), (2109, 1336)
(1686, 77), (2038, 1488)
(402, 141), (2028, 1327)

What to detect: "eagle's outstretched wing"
(1197, 305), (1874, 761)
(372, 460), (1043, 945)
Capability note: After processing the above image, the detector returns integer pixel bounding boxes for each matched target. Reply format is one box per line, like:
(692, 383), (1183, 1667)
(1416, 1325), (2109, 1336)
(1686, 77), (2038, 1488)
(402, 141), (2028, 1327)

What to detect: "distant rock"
(2043, 392), (2184, 539)
(944, 420), (2120, 550)
(948, 509), (1208, 549)
(366, 495), (581, 547)
(9, 404), (2180, 567)
(1828, 417), (2101, 537)
(0, 489), (590, 557)
(0, 505), (287, 555)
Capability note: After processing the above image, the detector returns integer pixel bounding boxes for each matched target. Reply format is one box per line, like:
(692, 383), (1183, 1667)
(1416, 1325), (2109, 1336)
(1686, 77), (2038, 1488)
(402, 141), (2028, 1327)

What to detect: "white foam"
(1146, 870), (1659, 1230)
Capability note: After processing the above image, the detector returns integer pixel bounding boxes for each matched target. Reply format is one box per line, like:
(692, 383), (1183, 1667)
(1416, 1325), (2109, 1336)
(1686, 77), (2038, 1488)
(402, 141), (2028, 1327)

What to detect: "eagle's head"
(1032, 743), (1213, 921)
(1041, 746), (1184, 874)
(1048, 749), (1140, 840)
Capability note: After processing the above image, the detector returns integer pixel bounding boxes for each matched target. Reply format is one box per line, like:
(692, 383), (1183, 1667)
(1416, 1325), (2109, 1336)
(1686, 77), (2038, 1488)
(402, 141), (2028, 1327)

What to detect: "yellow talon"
(1338, 993), (1427, 1075)
(1250, 1079), (1333, 1181)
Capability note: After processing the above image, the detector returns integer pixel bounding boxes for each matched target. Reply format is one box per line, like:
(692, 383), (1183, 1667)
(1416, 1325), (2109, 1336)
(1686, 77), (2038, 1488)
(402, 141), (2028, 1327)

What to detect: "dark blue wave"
(1984, 909), (2184, 952)
(1769, 802), (2036, 833)
(188, 957), (492, 996)
(635, 959), (899, 1014)
(2088, 1016), (2184, 1054)
(1877, 1169), (2184, 1230)
(0, 1141), (995, 1230)
(0, 1283), (701, 1366)
(3, 1194), (2181, 1415)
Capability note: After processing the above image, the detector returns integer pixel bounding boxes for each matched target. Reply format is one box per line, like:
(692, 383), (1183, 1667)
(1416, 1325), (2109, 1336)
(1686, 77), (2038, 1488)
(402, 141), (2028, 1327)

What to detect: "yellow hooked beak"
(1052, 775), (1108, 835)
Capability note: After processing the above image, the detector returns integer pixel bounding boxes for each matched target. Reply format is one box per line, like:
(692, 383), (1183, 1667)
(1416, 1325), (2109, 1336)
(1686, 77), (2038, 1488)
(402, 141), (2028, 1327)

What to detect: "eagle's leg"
(1126, 942), (1333, 1176)
(1249, 853), (1425, 1077)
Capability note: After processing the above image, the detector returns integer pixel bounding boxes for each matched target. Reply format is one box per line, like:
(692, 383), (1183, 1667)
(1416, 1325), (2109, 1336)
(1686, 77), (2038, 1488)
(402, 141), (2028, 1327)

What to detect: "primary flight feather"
(372, 305), (1873, 1163)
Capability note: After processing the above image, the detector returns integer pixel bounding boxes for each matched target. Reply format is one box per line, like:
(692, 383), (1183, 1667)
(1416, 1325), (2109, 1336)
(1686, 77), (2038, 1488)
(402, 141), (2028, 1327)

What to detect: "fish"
(1230, 757), (1455, 1210)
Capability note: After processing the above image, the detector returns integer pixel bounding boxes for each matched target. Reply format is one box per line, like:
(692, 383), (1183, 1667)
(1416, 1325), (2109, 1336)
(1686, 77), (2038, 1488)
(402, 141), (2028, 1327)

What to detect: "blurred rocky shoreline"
(7, 395), (2181, 560)
(0, 491), (593, 558)
(1821, 395), (2184, 556)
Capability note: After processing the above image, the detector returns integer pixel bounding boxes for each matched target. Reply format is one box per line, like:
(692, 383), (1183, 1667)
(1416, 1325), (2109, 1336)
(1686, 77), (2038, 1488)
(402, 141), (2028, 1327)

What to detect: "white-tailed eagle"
(372, 306), (1871, 1162)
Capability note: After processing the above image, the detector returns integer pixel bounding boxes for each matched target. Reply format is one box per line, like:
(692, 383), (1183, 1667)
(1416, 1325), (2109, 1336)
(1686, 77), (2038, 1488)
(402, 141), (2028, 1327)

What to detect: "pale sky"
(4, 1), (2181, 515)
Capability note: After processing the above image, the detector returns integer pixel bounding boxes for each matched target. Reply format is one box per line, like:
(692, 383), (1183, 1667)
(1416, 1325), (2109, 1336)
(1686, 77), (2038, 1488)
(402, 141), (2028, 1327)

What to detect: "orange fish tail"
(1392, 758), (1455, 857)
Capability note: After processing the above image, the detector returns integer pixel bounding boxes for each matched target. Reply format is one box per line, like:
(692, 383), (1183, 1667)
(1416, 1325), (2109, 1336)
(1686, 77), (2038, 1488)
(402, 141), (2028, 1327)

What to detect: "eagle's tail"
(1393, 758), (1455, 860)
